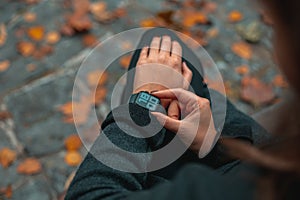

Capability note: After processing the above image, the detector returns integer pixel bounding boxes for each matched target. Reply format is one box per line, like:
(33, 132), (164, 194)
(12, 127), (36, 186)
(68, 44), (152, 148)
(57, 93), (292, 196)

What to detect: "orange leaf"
(235, 65), (249, 75)
(64, 151), (82, 166)
(228, 10), (243, 23)
(0, 148), (17, 168)
(67, 13), (92, 32)
(119, 55), (132, 69)
(23, 12), (37, 23)
(140, 18), (157, 27)
(26, 63), (37, 72)
(0, 23), (7, 47)
(0, 185), (13, 199)
(82, 34), (98, 47)
(45, 31), (61, 44)
(240, 76), (276, 105)
(27, 26), (45, 41)
(206, 28), (219, 39)
(231, 42), (252, 60)
(183, 11), (208, 27)
(92, 87), (107, 105)
(64, 134), (82, 151)
(87, 70), (108, 88)
(272, 74), (288, 88)
(0, 111), (12, 120)
(90, 2), (107, 15)
(17, 41), (36, 57)
(0, 60), (10, 72)
(17, 158), (42, 175)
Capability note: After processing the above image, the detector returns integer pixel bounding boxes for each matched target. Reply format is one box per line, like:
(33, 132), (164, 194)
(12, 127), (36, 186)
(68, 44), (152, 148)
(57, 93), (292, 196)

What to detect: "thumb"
(151, 112), (181, 133)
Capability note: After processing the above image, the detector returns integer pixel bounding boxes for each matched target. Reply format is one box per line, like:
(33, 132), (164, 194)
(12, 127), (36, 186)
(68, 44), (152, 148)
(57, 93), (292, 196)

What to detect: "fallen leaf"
(113, 8), (127, 18)
(27, 26), (45, 41)
(64, 134), (82, 151)
(59, 96), (91, 125)
(0, 60), (10, 72)
(82, 34), (98, 47)
(140, 18), (157, 27)
(64, 151), (82, 166)
(26, 63), (37, 72)
(231, 42), (252, 60)
(72, 0), (90, 15)
(45, 31), (61, 44)
(60, 24), (75, 36)
(87, 70), (108, 88)
(0, 111), (12, 120)
(25, 0), (40, 4)
(235, 65), (249, 75)
(0, 23), (7, 47)
(0, 148), (17, 168)
(23, 12), (37, 23)
(33, 45), (54, 59)
(92, 87), (107, 105)
(240, 76), (276, 105)
(17, 41), (36, 57)
(206, 27), (219, 39)
(67, 13), (92, 32)
(119, 55), (132, 69)
(228, 10), (243, 23)
(0, 185), (13, 199)
(17, 158), (42, 175)
(182, 11), (208, 27)
(272, 74), (288, 88)
(203, 2), (217, 13)
(90, 2), (107, 15)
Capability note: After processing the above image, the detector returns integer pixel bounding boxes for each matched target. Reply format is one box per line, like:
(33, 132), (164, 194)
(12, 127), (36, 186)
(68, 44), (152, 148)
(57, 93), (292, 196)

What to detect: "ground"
(0, 0), (288, 199)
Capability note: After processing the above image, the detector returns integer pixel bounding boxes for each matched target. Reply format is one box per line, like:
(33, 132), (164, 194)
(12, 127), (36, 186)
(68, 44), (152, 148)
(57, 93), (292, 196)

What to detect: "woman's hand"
(151, 88), (218, 158)
(133, 36), (192, 94)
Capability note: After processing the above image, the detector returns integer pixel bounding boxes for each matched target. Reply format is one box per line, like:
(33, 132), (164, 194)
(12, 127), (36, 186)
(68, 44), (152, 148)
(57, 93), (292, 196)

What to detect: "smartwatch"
(129, 91), (161, 111)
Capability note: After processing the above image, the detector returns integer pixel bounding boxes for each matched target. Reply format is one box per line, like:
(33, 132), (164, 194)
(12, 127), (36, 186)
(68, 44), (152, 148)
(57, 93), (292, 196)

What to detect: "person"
(65, 0), (300, 198)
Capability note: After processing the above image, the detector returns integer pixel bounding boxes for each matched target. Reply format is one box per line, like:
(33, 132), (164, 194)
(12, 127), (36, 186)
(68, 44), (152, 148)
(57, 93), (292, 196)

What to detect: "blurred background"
(0, 0), (288, 199)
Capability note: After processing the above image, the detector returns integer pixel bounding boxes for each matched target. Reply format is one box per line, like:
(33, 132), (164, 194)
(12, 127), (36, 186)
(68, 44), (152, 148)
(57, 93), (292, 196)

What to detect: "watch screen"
(136, 92), (160, 111)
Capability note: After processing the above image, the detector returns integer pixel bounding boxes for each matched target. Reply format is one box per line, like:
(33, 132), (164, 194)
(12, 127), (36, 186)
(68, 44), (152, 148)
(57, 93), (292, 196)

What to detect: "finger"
(182, 62), (193, 89)
(160, 99), (171, 108)
(137, 46), (149, 65)
(152, 112), (181, 133)
(152, 88), (195, 103)
(168, 100), (180, 120)
(169, 41), (182, 71)
(148, 37), (161, 60)
(158, 36), (172, 64)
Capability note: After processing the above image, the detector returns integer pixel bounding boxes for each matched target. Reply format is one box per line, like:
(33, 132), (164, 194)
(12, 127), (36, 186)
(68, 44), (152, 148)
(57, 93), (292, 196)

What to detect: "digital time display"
(136, 92), (160, 111)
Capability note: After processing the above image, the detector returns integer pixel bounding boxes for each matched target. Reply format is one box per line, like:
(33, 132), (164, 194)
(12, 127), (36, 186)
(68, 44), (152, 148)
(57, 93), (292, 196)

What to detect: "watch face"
(136, 92), (160, 111)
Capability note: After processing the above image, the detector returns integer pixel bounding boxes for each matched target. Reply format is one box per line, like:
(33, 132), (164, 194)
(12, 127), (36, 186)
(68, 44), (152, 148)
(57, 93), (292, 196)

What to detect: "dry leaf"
(27, 26), (45, 41)
(182, 11), (208, 27)
(67, 13), (92, 32)
(90, 2), (107, 15)
(140, 18), (157, 27)
(228, 10), (243, 23)
(45, 31), (61, 44)
(17, 41), (36, 57)
(0, 24), (7, 47)
(113, 8), (127, 18)
(87, 70), (108, 88)
(272, 74), (288, 88)
(119, 55), (132, 69)
(92, 87), (107, 105)
(72, 0), (90, 15)
(203, 2), (217, 13)
(235, 65), (249, 75)
(26, 63), (37, 72)
(64, 134), (82, 151)
(17, 158), (42, 175)
(60, 24), (75, 36)
(33, 45), (54, 59)
(0, 148), (17, 168)
(59, 96), (91, 125)
(241, 76), (276, 105)
(0, 60), (10, 72)
(0, 185), (13, 199)
(0, 111), (12, 120)
(231, 42), (252, 60)
(206, 28), (219, 39)
(82, 34), (98, 47)
(23, 12), (37, 23)
(64, 151), (82, 166)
